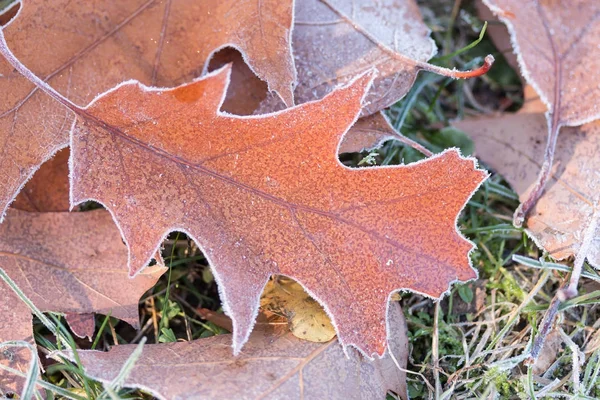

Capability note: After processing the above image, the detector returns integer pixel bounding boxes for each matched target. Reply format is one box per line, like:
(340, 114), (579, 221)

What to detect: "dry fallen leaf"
(207, 48), (269, 116)
(63, 303), (409, 400)
(196, 308), (234, 332)
(0, 0), (295, 220)
(455, 113), (600, 268)
(483, 0), (600, 224)
(256, 0), (493, 117)
(339, 112), (397, 154)
(0, 209), (166, 395)
(10, 148), (71, 212)
(158, 0), (296, 106)
(339, 111), (432, 156)
(260, 277), (336, 343)
(64, 313), (97, 341)
(2, 39), (487, 356)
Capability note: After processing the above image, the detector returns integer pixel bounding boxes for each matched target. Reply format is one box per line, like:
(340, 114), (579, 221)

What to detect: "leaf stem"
(513, 117), (561, 227)
(526, 210), (597, 363)
(388, 131), (433, 157)
(419, 55), (495, 79)
(318, 0), (495, 80)
(560, 206), (599, 299)
(526, 286), (562, 363)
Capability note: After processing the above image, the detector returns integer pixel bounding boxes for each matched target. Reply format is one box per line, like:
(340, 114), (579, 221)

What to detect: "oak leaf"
(338, 111), (432, 156)
(3, 41), (487, 356)
(256, 0), (493, 117)
(0, 209), (166, 396)
(455, 113), (600, 268)
(0, 0), (295, 220)
(63, 303), (409, 400)
(207, 48), (269, 116)
(483, 0), (600, 223)
(7, 147), (164, 343)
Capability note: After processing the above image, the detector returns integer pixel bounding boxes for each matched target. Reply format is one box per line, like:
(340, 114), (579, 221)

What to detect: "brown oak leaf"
(0, 0), (295, 220)
(2, 42), (487, 356)
(256, 0), (493, 117)
(207, 48), (270, 116)
(455, 113), (600, 268)
(64, 312), (97, 340)
(0, 209), (166, 396)
(62, 303), (409, 400)
(483, 0), (600, 223)
(338, 111), (432, 156)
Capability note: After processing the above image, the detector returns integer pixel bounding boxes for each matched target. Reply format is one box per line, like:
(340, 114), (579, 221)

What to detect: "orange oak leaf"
(256, 0), (494, 117)
(0, 209), (166, 396)
(2, 40), (487, 356)
(0, 0), (295, 221)
(63, 303), (409, 400)
(455, 113), (600, 268)
(483, 0), (600, 224)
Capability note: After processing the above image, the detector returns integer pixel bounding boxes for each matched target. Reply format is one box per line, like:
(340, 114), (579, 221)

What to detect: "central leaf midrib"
(78, 108), (468, 272)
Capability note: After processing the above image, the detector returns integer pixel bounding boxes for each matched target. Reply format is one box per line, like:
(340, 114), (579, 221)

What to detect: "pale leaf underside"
(65, 303), (409, 400)
(483, 0), (600, 222)
(456, 114), (600, 267)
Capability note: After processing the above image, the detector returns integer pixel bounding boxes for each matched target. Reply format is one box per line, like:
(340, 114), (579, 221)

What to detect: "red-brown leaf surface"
(256, 0), (437, 116)
(65, 303), (409, 400)
(13, 63), (488, 358)
(0, 0), (295, 220)
(207, 48), (270, 116)
(64, 312), (97, 340)
(0, 209), (166, 395)
(456, 113), (600, 268)
(0, 2), (18, 26)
